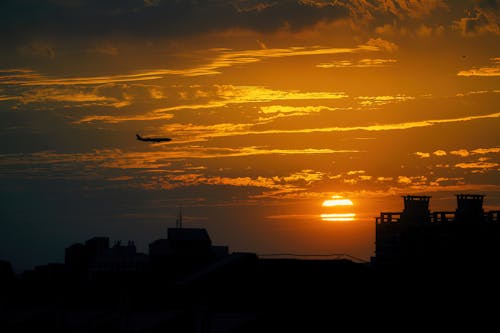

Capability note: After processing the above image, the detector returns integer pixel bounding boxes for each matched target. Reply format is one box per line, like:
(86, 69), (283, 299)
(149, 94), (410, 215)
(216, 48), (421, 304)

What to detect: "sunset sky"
(1, 0), (499, 271)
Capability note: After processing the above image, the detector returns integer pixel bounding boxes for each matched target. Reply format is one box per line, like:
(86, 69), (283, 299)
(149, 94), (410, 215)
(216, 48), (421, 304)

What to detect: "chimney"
(455, 194), (484, 223)
(400, 195), (431, 224)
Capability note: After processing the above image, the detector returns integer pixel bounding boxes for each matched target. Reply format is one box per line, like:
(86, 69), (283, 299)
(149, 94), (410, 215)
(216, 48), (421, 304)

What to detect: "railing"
(376, 210), (500, 224)
(376, 212), (402, 224)
(431, 211), (455, 223)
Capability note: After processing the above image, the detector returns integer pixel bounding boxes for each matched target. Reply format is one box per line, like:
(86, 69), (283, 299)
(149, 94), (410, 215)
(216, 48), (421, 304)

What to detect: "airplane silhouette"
(136, 134), (172, 143)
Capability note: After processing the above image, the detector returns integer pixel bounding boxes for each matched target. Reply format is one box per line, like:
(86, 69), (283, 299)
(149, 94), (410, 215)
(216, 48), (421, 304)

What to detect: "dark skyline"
(1, 0), (499, 272)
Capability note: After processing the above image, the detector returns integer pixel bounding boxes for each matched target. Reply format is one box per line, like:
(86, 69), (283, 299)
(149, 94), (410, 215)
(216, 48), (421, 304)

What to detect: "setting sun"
(322, 197), (354, 207)
(321, 196), (356, 222)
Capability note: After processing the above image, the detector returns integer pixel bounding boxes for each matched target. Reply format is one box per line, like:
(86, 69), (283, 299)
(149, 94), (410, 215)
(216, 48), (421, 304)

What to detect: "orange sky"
(0, 0), (499, 270)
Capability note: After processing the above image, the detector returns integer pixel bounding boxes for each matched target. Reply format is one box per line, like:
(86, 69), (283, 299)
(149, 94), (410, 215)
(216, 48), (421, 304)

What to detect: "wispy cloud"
(86, 43), (119, 56)
(160, 111), (500, 142)
(152, 85), (347, 114)
(356, 94), (414, 106)
(260, 105), (343, 114)
(18, 41), (55, 59)
(417, 147), (500, 158)
(457, 58), (500, 77)
(0, 42), (391, 88)
(450, 149), (470, 157)
(74, 113), (175, 124)
(12, 87), (117, 105)
(455, 90), (492, 97)
(455, 2), (500, 36)
(455, 162), (499, 170)
(0, 149), (337, 198)
(415, 152), (430, 158)
(0, 147), (357, 172)
(317, 58), (397, 68)
(364, 38), (399, 52)
(472, 147), (500, 155)
(433, 150), (447, 156)
(258, 105), (349, 121)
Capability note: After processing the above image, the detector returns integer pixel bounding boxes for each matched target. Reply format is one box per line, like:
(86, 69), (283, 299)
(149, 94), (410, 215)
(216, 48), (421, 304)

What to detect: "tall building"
(375, 194), (500, 272)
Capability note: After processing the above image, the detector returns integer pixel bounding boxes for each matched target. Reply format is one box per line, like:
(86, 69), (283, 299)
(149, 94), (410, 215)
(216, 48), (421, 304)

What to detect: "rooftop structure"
(375, 194), (500, 272)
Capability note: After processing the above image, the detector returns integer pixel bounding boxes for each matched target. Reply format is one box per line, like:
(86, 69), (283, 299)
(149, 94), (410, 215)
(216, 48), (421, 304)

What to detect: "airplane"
(136, 134), (172, 143)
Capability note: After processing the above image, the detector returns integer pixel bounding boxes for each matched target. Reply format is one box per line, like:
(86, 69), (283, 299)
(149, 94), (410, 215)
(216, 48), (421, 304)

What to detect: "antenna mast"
(179, 205), (183, 229)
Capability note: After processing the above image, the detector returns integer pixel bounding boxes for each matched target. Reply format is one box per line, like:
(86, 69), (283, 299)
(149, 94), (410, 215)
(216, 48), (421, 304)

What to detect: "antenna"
(179, 205), (183, 229)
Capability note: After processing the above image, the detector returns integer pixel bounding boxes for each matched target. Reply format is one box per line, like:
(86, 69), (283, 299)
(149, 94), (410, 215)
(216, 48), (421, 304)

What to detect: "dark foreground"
(2, 256), (500, 332)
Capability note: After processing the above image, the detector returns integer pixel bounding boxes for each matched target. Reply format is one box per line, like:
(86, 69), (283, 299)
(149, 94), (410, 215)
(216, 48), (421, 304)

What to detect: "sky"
(1, 0), (499, 271)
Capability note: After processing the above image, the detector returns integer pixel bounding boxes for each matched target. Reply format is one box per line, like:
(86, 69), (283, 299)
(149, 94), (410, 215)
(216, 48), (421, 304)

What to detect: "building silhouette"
(0, 260), (14, 283)
(149, 227), (229, 280)
(375, 194), (500, 272)
(4, 199), (500, 332)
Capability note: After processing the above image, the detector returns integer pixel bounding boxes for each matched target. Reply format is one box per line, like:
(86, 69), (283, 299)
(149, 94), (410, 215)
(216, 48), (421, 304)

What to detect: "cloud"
(415, 152), (430, 158)
(450, 149), (470, 157)
(256, 39), (268, 49)
(282, 169), (325, 184)
(0, 44), (382, 87)
(87, 43), (119, 56)
(143, 0), (160, 7)
(396, 175), (427, 186)
(415, 147), (500, 159)
(336, 0), (447, 22)
(0, 0), (450, 46)
(0, 147), (356, 170)
(316, 58), (397, 68)
(398, 176), (412, 184)
(347, 170), (366, 175)
(456, 90), (491, 96)
(457, 56), (500, 77)
(258, 105), (348, 121)
(15, 87), (115, 104)
(0, 95), (18, 101)
(0, 148), (337, 197)
(356, 94), (414, 106)
(0, 83), (172, 115)
(471, 147), (500, 154)
(18, 41), (55, 59)
(157, 111), (500, 142)
(455, 161), (499, 169)
(375, 0), (448, 19)
(260, 105), (342, 114)
(151, 85), (347, 115)
(430, 177), (464, 185)
(416, 24), (445, 37)
(433, 150), (447, 156)
(75, 113), (175, 124)
(235, 1), (277, 13)
(0, 70), (164, 86)
(107, 176), (134, 181)
(176, 44), (383, 77)
(364, 38), (399, 52)
(0, 0), (351, 43)
(455, 0), (500, 36)
(215, 85), (347, 102)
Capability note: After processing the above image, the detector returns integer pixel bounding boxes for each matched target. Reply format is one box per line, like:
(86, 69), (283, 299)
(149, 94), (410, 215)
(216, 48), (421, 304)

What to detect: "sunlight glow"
(321, 196), (355, 221)
(320, 213), (356, 222)
(322, 198), (354, 207)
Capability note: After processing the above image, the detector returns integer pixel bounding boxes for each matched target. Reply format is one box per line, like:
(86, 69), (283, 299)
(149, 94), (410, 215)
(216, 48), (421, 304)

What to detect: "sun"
(321, 196), (356, 222)
(322, 197), (353, 207)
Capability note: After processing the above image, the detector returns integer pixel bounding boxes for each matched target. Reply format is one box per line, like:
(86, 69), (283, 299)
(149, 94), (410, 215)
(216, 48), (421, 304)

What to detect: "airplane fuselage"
(136, 134), (171, 143)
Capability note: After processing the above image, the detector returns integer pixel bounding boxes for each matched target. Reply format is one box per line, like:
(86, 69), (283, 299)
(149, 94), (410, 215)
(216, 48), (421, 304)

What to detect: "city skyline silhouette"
(0, 1), (499, 330)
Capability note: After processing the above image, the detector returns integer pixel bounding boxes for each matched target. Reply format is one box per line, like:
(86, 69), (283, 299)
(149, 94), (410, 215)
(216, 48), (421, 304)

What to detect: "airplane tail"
(136, 134), (142, 140)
